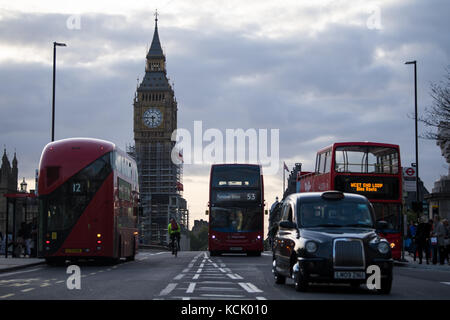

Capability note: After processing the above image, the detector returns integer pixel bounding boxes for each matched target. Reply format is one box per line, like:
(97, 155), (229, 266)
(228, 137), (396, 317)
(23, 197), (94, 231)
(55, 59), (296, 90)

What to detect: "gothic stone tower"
(133, 15), (187, 245)
(0, 149), (18, 235)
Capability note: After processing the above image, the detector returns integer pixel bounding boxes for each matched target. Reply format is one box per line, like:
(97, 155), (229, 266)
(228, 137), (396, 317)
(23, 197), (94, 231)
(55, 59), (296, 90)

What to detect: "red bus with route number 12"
(297, 142), (403, 260)
(207, 164), (266, 256)
(38, 138), (139, 264)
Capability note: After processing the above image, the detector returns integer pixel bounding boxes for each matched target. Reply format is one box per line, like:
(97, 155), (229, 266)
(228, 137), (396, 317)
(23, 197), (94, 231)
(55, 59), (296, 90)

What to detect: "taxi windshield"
(297, 199), (375, 228)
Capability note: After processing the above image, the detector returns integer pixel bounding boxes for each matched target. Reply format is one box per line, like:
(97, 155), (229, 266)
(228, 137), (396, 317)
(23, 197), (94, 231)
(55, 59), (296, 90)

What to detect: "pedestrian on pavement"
(30, 218), (38, 257)
(432, 215), (446, 265)
(0, 231), (4, 255)
(408, 221), (417, 259)
(442, 219), (450, 265)
(415, 216), (431, 264)
(429, 219), (436, 263)
(24, 222), (32, 257)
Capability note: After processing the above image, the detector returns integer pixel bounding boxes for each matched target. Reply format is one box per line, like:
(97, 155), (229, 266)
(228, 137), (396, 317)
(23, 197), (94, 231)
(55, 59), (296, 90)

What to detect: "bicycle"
(170, 236), (179, 257)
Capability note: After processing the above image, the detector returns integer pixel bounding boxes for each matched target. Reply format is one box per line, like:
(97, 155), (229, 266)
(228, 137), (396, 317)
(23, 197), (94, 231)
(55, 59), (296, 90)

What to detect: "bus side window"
(315, 153), (321, 173)
(324, 150), (331, 173)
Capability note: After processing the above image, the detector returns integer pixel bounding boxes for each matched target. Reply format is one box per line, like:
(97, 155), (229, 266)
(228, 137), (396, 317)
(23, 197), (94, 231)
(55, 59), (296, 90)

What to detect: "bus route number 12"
(72, 182), (82, 193)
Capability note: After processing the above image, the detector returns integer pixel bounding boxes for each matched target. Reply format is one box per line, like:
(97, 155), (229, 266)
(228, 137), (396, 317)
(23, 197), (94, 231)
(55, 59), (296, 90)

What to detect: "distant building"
(283, 163), (303, 199)
(403, 177), (429, 216)
(0, 148), (18, 235)
(191, 219), (208, 235)
(0, 149), (38, 244)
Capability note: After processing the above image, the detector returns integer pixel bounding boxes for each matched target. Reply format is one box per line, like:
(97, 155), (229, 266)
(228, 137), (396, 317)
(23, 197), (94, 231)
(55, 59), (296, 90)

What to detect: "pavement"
(394, 252), (450, 271)
(0, 256), (45, 273)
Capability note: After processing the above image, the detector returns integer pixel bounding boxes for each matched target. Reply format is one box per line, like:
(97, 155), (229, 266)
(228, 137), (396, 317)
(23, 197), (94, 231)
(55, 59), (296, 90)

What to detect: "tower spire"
(147, 9), (164, 59)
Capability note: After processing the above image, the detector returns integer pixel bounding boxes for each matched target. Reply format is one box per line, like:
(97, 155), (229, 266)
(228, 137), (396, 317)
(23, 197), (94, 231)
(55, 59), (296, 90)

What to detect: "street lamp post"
(52, 42), (66, 142)
(405, 60), (420, 219)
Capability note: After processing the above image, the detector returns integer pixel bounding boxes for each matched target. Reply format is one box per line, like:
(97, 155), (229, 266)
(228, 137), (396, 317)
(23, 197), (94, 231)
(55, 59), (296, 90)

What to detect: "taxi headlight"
(305, 241), (318, 253)
(378, 241), (390, 254)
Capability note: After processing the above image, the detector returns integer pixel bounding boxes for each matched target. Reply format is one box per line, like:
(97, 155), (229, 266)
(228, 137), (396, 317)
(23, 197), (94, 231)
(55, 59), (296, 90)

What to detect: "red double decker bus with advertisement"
(297, 142), (403, 259)
(208, 164), (265, 256)
(38, 138), (139, 264)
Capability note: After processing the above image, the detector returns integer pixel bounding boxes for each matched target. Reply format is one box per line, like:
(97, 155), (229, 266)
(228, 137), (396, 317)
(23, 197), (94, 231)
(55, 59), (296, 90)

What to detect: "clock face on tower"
(143, 108), (163, 128)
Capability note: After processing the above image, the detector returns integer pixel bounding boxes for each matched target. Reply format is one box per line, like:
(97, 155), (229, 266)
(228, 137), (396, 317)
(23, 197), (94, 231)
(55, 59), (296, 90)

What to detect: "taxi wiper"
(344, 223), (374, 228)
(313, 223), (344, 228)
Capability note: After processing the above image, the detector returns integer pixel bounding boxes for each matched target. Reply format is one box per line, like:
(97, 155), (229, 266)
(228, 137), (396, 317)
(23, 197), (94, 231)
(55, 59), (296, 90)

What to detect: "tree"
(190, 225), (209, 251)
(420, 66), (450, 141)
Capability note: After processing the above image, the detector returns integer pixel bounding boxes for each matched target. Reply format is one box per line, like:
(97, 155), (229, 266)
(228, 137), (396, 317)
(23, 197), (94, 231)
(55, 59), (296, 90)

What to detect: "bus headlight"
(305, 241), (318, 254)
(378, 241), (390, 254)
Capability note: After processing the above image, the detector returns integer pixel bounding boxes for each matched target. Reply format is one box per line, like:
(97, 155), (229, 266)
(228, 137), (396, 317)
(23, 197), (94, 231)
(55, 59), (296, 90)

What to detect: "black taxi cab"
(272, 191), (393, 294)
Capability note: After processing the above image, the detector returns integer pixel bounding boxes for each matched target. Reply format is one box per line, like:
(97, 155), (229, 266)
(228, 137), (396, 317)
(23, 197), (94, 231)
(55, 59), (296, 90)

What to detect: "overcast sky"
(0, 0), (449, 230)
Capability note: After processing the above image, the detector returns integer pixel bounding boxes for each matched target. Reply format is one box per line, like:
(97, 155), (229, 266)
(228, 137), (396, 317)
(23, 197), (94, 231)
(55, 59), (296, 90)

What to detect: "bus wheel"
(126, 241), (136, 261)
(247, 251), (261, 257)
(210, 251), (219, 257)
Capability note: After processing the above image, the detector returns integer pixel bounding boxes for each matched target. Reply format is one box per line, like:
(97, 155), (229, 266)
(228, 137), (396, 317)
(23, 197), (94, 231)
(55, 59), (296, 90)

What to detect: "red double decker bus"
(297, 142), (403, 259)
(38, 138), (139, 264)
(208, 164), (265, 256)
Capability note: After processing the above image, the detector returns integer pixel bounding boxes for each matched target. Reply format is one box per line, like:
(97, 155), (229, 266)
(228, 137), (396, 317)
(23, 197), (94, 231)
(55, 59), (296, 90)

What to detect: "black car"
(272, 191), (393, 294)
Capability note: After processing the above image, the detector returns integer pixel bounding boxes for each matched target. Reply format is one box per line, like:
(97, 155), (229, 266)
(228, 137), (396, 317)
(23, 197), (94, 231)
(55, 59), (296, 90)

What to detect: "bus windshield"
(334, 146), (399, 174)
(211, 166), (260, 188)
(210, 207), (262, 232)
(41, 152), (112, 231)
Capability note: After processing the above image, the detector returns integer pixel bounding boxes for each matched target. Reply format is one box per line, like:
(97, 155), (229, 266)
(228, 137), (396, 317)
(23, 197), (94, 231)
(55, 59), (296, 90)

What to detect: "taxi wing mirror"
(205, 210), (209, 216)
(376, 220), (388, 231)
(279, 220), (297, 229)
(265, 210), (268, 215)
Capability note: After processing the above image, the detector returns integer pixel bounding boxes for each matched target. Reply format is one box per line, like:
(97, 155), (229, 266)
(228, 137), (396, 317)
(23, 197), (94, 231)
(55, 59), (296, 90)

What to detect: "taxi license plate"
(229, 247), (243, 251)
(334, 271), (365, 279)
(65, 249), (82, 253)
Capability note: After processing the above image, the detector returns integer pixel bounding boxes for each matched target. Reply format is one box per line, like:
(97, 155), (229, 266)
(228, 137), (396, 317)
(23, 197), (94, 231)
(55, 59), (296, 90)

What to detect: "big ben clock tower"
(133, 13), (187, 245)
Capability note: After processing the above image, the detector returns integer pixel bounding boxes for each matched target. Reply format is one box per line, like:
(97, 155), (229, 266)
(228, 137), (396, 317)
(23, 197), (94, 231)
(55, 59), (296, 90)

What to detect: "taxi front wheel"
(377, 276), (392, 294)
(294, 270), (309, 292)
(272, 259), (286, 284)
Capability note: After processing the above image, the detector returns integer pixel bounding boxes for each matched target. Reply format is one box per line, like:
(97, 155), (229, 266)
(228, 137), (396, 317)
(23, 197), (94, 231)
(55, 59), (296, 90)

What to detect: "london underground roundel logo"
(405, 167), (415, 177)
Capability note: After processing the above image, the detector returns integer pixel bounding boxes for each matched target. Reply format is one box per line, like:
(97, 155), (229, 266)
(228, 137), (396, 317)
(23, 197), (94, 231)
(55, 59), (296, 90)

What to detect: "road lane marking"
(238, 282), (263, 293)
(256, 296), (267, 300)
(227, 273), (243, 280)
(21, 288), (35, 293)
(441, 282), (450, 286)
(174, 274), (185, 280)
(0, 293), (15, 299)
(0, 268), (44, 278)
(193, 274), (200, 279)
(186, 282), (196, 293)
(159, 283), (177, 296)
(197, 286), (241, 292)
(201, 294), (244, 298)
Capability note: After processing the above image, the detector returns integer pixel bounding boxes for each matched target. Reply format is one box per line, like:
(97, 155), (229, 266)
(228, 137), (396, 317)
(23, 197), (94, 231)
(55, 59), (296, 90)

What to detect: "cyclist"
(168, 217), (181, 254)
